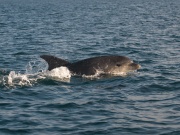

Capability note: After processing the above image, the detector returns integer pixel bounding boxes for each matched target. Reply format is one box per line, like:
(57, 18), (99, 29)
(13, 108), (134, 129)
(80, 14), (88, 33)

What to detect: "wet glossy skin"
(40, 55), (141, 76)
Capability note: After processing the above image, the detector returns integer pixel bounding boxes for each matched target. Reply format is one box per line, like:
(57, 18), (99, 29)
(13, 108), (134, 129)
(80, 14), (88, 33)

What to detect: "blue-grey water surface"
(0, 0), (180, 134)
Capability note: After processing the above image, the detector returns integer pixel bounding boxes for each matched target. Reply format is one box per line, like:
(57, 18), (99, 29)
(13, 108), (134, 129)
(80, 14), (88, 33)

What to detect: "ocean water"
(0, 0), (180, 134)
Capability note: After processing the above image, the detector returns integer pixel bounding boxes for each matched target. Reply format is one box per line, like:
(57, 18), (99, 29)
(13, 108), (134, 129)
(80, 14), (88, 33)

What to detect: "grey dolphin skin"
(40, 55), (141, 76)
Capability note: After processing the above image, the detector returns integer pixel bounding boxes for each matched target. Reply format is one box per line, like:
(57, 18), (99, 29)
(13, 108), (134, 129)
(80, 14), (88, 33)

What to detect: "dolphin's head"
(103, 56), (141, 75)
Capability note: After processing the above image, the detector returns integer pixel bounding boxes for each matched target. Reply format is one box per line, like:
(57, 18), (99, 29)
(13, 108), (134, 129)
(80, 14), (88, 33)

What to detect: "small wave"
(13, 52), (29, 56)
(0, 68), (7, 75)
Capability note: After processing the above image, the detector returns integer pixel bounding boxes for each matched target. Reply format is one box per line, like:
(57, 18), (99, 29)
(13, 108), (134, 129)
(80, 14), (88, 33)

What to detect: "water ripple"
(0, 0), (180, 134)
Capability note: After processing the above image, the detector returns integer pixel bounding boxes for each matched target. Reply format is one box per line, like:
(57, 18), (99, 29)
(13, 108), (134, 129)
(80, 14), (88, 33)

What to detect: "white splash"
(44, 67), (71, 80)
(8, 71), (30, 85)
(3, 71), (37, 87)
(82, 69), (104, 79)
(1, 60), (71, 88)
(82, 70), (138, 78)
(109, 72), (127, 76)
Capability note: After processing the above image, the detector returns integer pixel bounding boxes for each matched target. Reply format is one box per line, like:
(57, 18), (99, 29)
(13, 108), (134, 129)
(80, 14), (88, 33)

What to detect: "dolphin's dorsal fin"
(40, 55), (70, 70)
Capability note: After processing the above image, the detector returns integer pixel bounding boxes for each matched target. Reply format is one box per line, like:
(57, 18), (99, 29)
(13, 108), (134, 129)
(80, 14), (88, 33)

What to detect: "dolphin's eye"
(116, 64), (121, 67)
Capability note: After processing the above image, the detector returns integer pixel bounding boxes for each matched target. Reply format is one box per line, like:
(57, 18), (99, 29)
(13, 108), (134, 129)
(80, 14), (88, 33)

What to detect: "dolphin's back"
(40, 55), (70, 70)
(40, 55), (138, 76)
(68, 56), (131, 75)
(68, 56), (107, 75)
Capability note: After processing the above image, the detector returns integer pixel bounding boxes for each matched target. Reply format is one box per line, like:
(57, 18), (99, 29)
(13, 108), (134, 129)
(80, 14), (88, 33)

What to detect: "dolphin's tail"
(40, 55), (70, 71)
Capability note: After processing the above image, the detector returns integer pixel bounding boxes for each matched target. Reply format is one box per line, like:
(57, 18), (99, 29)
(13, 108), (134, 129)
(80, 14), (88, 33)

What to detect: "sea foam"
(1, 60), (71, 88)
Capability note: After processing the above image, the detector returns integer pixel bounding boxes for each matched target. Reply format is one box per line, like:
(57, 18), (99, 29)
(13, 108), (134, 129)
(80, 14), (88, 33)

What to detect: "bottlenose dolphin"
(40, 55), (141, 76)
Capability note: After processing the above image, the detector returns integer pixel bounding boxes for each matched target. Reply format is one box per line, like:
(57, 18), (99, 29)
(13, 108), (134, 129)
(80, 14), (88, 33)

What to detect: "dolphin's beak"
(137, 64), (141, 69)
(129, 63), (141, 70)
